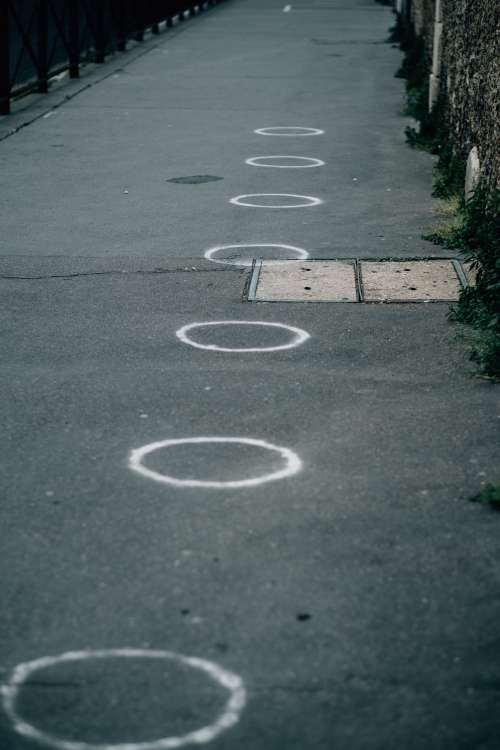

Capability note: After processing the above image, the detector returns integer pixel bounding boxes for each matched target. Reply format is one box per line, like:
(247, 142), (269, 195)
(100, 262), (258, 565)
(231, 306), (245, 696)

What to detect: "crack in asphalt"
(0, 268), (242, 280)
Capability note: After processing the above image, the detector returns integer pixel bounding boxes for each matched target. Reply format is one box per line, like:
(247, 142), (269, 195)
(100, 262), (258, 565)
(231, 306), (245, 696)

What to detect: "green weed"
(389, 2), (500, 379)
(470, 484), (500, 510)
(447, 185), (500, 379)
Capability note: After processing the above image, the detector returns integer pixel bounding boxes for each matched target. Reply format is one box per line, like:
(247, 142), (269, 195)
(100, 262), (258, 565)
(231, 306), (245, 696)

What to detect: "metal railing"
(0, 0), (221, 114)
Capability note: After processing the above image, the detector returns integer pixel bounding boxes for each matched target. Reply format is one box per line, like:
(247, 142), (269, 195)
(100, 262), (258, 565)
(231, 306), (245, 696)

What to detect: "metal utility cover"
(360, 260), (461, 302)
(251, 260), (357, 302)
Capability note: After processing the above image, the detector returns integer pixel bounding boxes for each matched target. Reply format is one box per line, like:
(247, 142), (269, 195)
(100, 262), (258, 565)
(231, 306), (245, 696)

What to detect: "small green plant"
(387, 19), (405, 45)
(432, 149), (466, 199)
(423, 215), (463, 247)
(470, 484), (500, 510)
(405, 80), (428, 120)
(395, 26), (450, 157)
(447, 184), (500, 379)
(398, 34), (428, 89)
(405, 95), (450, 162)
(390, 4), (500, 379)
(387, 13), (418, 52)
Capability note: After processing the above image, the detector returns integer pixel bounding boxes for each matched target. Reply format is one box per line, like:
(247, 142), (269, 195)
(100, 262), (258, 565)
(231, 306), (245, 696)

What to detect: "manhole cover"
(166, 175), (223, 184)
(249, 260), (358, 302)
(360, 260), (462, 302)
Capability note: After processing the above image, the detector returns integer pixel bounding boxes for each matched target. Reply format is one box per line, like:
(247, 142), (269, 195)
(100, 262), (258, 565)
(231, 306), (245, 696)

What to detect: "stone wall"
(397, 0), (500, 195)
(441, 0), (500, 194)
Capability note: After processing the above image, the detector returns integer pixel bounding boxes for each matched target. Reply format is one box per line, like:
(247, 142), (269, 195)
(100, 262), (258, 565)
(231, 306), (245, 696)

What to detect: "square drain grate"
(247, 259), (465, 303)
(249, 260), (358, 302)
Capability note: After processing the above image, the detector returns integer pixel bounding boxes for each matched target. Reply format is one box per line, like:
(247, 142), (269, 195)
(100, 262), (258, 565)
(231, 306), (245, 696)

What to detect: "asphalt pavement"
(1, 1), (500, 749)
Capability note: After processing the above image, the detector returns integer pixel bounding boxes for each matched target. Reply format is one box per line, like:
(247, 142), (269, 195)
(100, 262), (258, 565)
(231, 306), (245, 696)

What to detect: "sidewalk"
(1, 1), (499, 749)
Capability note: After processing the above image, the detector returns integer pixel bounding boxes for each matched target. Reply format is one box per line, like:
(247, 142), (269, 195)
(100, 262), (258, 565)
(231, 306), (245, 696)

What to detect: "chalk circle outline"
(129, 437), (302, 489)
(2, 648), (246, 750)
(230, 194), (323, 209)
(254, 127), (324, 137)
(245, 156), (325, 169)
(204, 243), (309, 268)
(176, 321), (311, 353)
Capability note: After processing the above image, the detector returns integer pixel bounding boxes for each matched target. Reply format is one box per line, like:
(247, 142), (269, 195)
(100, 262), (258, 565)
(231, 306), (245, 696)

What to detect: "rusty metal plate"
(250, 260), (358, 302)
(360, 260), (461, 302)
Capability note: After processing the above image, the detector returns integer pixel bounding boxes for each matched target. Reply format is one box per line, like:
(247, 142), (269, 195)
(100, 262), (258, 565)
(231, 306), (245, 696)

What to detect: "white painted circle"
(2, 649), (246, 750)
(230, 194), (323, 209)
(254, 127), (324, 137)
(204, 243), (309, 267)
(176, 321), (311, 353)
(129, 437), (302, 489)
(245, 156), (325, 169)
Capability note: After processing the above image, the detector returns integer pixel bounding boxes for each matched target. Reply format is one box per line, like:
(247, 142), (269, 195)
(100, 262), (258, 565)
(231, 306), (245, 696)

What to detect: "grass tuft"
(470, 484), (500, 510)
(446, 185), (500, 379)
(389, 3), (499, 380)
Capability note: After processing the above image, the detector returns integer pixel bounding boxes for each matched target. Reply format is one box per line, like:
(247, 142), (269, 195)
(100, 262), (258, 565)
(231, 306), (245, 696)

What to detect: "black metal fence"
(0, 0), (221, 114)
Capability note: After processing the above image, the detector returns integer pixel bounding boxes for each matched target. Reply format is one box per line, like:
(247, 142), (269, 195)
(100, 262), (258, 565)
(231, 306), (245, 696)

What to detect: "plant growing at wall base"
(391, 6), (499, 379)
(470, 484), (500, 510)
(432, 145), (466, 199)
(394, 24), (447, 156)
(447, 184), (500, 379)
(392, 13), (466, 194)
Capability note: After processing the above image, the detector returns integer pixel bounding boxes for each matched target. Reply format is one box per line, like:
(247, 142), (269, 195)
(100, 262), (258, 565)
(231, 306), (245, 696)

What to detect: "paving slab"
(361, 260), (462, 302)
(253, 259), (358, 302)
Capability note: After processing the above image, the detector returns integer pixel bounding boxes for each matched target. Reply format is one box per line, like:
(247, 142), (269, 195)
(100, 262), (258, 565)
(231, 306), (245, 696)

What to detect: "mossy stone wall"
(442, 0), (500, 193)
(407, 0), (500, 195)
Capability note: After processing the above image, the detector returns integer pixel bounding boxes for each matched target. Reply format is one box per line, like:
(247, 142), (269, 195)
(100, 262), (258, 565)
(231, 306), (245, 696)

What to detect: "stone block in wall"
(432, 21), (443, 76)
(465, 147), (481, 202)
(429, 73), (440, 110)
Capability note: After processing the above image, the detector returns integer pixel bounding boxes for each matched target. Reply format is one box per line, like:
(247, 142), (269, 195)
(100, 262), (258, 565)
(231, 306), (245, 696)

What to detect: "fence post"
(93, 0), (106, 63)
(37, 0), (49, 93)
(113, 0), (127, 51)
(151, 0), (161, 32)
(151, 0), (160, 35)
(134, 4), (145, 42)
(0, 1), (10, 114)
(68, 0), (80, 78)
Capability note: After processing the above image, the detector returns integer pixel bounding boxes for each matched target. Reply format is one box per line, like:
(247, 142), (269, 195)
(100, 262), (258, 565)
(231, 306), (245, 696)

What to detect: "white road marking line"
(129, 437), (303, 489)
(176, 321), (311, 353)
(254, 127), (324, 136)
(2, 649), (246, 750)
(204, 243), (309, 267)
(283, 4), (292, 12)
(245, 156), (325, 169)
(230, 194), (323, 208)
